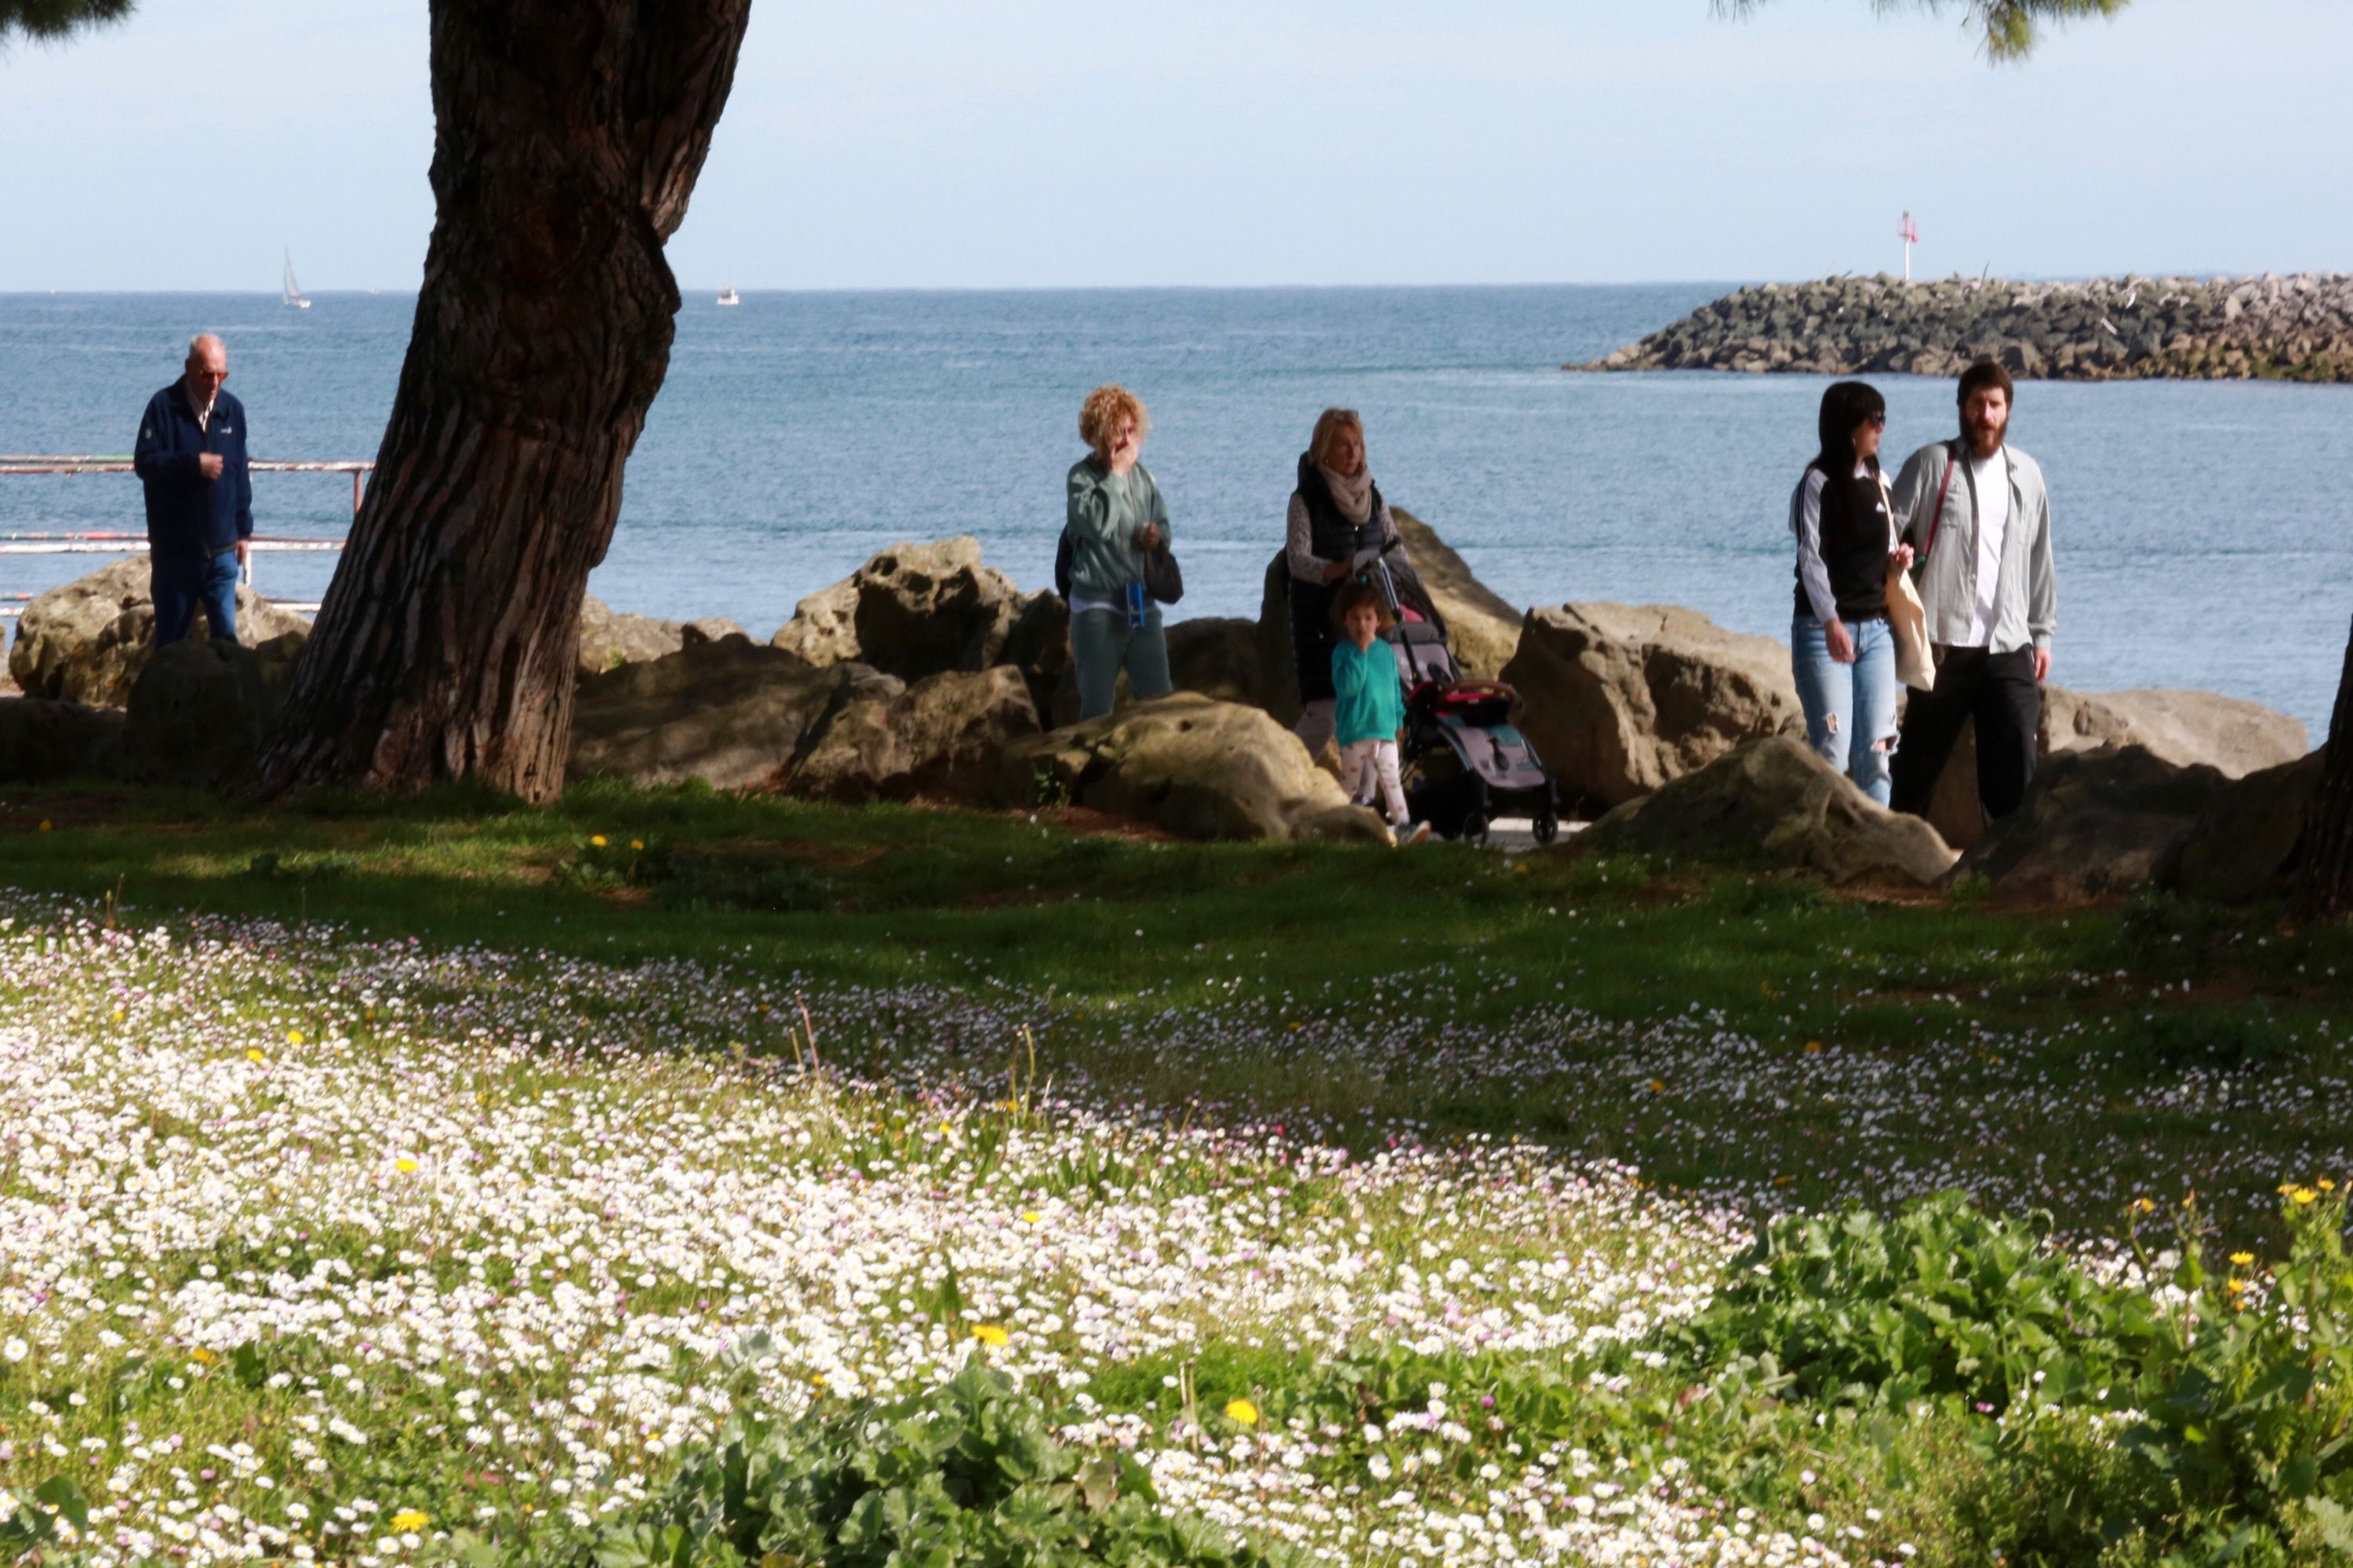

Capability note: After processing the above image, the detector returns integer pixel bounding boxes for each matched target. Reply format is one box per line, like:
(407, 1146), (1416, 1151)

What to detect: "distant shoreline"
(1576, 273), (2353, 384)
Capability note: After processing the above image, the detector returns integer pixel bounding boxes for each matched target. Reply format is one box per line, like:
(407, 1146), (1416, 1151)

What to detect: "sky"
(1, 0), (2345, 292)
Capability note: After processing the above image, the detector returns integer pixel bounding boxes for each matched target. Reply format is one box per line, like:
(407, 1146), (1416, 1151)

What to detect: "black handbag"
(1140, 539), (1184, 606)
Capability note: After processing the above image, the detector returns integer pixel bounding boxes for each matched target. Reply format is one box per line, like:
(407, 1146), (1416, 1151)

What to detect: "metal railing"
(1, 455), (364, 619)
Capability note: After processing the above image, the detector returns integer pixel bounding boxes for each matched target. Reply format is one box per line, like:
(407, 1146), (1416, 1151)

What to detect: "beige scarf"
(1318, 462), (1374, 527)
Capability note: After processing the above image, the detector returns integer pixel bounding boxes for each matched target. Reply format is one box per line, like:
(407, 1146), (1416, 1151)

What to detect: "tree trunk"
(252, 0), (751, 802)
(2297, 614), (2353, 920)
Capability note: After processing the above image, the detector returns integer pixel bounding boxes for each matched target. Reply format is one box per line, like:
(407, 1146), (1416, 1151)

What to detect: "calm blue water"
(4, 288), (2348, 737)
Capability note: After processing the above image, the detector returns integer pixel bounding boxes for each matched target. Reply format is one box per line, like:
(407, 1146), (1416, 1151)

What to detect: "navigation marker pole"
(1898, 211), (1920, 282)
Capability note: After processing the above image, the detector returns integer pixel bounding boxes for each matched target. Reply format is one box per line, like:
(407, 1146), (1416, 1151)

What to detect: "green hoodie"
(1064, 458), (1170, 605)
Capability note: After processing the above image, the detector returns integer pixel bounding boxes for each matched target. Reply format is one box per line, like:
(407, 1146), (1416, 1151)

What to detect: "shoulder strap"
(1922, 441), (1962, 562)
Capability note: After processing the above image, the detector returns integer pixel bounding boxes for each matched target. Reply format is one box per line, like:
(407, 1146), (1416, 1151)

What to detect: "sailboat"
(716, 286), (741, 307)
(282, 252), (311, 310)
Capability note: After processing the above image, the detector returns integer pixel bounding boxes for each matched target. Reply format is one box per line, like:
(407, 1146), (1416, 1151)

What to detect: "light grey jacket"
(1888, 438), (2057, 655)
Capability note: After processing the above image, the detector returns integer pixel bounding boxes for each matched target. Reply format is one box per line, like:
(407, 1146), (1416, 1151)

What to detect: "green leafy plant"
(485, 1360), (1293, 1568)
(1673, 1191), (2151, 1413)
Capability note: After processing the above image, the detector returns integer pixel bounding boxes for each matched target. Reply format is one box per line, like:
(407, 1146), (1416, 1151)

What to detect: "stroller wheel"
(1531, 811), (1560, 847)
(1460, 811), (1489, 846)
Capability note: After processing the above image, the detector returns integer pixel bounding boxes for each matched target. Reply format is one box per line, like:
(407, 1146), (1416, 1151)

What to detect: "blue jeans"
(1070, 606), (1172, 721)
(1791, 615), (1897, 806)
(151, 549), (240, 646)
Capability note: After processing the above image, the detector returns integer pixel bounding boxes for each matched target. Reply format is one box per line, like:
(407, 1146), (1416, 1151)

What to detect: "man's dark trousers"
(151, 549), (240, 646)
(1889, 645), (2042, 824)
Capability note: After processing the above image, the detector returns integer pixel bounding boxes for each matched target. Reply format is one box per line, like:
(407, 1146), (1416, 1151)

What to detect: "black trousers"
(1889, 645), (2042, 824)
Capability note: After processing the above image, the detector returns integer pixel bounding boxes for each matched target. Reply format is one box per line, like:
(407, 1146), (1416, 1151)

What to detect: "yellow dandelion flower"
(971, 1325), (1009, 1348)
(246, 1049), (265, 1063)
(2227, 1277), (2249, 1294)
(2321, 1178), (2338, 1192)
(1803, 1041), (1823, 1053)
(1647, 1079), (1667, 1093)
(395, 1157), (420, 1174)
(111, 1009), (125, 1021)
(2131, 1198), (2155, 1215)
(390, 1510), (429, 1533)
(285, 1029), (304, 1046)
(190, 1348), (216, 1364)
(1020, 1210), (1044, 1225)
(2292, 1187), (2320, 1206)
(591, 835), (608, 848)
(2229, 1251), (2255, 1267)
(1224, 1399), (1260, 1425)
(631, 839), (645, 851)
(37, 820), (52, 833)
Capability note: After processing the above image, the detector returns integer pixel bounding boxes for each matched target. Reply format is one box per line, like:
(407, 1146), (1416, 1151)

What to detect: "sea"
(3, 287), (2348, 737)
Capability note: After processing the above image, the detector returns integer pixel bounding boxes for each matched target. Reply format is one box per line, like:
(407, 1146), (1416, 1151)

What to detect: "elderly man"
(1886, 360), (2057, 826)
(132, 333), (253, 646)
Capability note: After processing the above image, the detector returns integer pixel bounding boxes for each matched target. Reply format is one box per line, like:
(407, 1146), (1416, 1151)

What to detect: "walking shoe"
(1398, 821), (1431, 846)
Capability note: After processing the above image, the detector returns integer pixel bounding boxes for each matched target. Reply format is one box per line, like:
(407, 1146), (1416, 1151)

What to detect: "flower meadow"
(0, 893), (2347, 1566)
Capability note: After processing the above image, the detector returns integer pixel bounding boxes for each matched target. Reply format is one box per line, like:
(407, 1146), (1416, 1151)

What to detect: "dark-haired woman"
(1789, 380), (1914, 806)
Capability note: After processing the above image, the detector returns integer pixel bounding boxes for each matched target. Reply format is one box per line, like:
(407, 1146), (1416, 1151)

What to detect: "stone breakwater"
(1577, 272), (2353, 382)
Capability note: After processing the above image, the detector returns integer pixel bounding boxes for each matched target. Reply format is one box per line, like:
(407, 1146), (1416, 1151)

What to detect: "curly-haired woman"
(1064, 384), (1175, 721)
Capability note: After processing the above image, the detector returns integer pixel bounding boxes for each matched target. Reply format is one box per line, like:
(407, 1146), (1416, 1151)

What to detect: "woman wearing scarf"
(1286, 408), (1409, 756)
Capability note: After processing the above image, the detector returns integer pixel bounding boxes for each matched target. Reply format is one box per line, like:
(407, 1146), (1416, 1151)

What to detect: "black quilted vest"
(1289, 455), (1385, 701)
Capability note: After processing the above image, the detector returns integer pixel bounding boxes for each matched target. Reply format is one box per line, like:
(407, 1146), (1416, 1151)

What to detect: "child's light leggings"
(1339, 738), (1409, 826)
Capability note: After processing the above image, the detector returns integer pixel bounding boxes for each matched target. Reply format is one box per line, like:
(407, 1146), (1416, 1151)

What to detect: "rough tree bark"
(251, 0), (752, 802)
(2297, 616), (2353, 920)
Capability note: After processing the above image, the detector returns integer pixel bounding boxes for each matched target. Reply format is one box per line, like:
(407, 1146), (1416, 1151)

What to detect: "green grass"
(4, 777), (2349, 1239)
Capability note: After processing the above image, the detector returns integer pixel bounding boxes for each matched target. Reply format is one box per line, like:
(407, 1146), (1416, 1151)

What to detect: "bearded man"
(1886, 359), (2058, 826)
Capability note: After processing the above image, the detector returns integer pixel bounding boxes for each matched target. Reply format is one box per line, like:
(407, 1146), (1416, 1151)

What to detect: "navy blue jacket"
(133, 382), (253, 560)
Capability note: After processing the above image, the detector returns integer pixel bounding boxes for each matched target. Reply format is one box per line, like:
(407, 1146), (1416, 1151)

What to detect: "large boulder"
(573, 597), (750, 678)
(785, 666), (1041, 805)
(1923, 686), (2309, 849)
(996, 591), (1072, 717)
(9, 556), (311, 707)
(770, 537), (1029, 681)
(113, 632), (307, 787)
(0, 697), (126, 784)
(1566, 735), (1958, 886)
(993, 692), (1366, 842)
(569, 636), (900, 791)
(2159, 747), (2326, 904)
(1047, 616), (1269, 728)
(1501, 603), (1806, 812)
(1252, 508), (1524, 723)
(1958, 744), (2228, 901)
(1391, 508), (1522, 681)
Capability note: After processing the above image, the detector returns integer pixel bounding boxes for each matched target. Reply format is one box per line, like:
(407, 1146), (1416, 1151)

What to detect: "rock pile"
(1579, 273), (2353, 382)
(9, 555), (311, 706)
(6, 521), (2324, 880)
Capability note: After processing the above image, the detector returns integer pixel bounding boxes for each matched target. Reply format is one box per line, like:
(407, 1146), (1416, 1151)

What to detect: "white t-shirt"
(1962, 449), (2010, 648)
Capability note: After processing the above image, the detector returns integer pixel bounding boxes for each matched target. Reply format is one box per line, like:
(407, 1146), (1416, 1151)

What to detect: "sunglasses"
(1865, 413), (1886, 428)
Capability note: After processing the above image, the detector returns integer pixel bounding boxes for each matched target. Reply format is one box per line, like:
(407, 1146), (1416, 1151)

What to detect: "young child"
(1330, 582), (1431, 846)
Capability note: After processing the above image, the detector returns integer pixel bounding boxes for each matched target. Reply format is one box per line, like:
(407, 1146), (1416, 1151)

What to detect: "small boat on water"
(716, 286), (741, 307)
(282, 252), (311, 310)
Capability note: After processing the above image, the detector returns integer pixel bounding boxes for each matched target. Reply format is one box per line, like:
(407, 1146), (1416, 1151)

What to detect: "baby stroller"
(1352, 541), (1561, 846)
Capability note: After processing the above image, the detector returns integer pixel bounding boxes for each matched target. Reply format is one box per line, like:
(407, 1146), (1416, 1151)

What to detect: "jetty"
(1577, 272), (2353, 382)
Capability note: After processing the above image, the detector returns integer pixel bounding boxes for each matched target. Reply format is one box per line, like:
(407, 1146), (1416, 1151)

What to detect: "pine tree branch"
(1715, 0), (2132, 61)
(0, 0), (136, 47)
